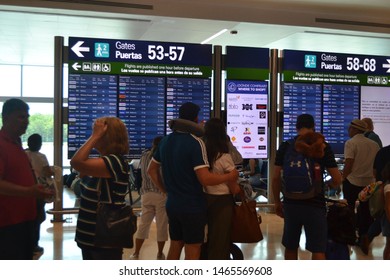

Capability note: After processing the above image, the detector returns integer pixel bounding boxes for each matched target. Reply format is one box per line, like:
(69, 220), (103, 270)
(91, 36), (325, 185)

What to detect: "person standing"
(130, 136), (168, 260)
(272, 114), (341, 260)
(148, 102), (238, 260)
(0, 98), (53, 260)
(342, 119), (380, 252)
(71, 117), (129, 260)
(202, 118), (240, 259)
(358, 117), (384, 253)
(381, 162), (390, 259)
(25, 133), (54, 256)
(362, 117), (382, 148)
(360, 144), (390, 254)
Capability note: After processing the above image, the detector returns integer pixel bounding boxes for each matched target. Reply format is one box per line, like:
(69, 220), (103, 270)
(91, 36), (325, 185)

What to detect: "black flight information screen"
(322, 84), (359, 156)
(283, 83), (322, 141)
(166, 77), (211, 132)
(68, 74), (117, 157)
(118, 76), (165, 157)
(68, 37), (212, 159)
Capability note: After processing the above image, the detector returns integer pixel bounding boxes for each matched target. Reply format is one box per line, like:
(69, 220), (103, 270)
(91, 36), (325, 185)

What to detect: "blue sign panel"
(69, 37), (212, 66)
(283, 49), (390, 76)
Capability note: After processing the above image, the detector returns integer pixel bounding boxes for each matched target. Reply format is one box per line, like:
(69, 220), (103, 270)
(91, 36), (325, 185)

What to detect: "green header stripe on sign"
(69, 61), (212, 78)
(283, 70), (390, 86)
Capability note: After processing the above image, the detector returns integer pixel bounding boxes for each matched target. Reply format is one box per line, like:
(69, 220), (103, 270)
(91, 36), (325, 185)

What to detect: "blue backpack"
(281, 139), (322, 200)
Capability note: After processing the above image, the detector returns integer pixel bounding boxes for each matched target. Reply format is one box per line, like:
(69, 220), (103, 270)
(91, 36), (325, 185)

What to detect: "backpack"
(281, 139), (322, 200)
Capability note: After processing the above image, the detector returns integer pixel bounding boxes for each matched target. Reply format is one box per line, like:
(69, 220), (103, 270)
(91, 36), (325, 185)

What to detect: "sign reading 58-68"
(283, 50), (390, 85)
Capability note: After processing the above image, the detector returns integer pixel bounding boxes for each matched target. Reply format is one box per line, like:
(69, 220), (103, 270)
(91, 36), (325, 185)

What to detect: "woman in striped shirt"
(71, 117), (129, 260)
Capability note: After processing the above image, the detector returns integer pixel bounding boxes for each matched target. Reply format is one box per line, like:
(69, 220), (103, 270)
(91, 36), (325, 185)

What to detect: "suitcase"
(326, 239), (350, 260)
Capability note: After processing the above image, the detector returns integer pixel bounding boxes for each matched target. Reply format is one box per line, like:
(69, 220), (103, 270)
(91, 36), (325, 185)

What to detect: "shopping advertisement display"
(68, 37), (212, 159)
(225, 46), (270, 159)
(282, 49), (390, 156)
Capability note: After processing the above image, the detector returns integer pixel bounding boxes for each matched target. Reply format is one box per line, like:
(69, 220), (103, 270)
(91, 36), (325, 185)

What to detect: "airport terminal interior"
(36, 188), (385, 260)
(1, 1), (390, 261)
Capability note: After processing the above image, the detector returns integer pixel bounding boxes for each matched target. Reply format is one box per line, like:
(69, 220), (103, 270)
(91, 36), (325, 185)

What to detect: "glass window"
(0, 65), (21, 97)
(22, 66), (54, 97)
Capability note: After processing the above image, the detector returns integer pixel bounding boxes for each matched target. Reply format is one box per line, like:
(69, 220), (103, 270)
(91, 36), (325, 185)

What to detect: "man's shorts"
(282, 203), (327, 253)
(166, 209), (207, 244)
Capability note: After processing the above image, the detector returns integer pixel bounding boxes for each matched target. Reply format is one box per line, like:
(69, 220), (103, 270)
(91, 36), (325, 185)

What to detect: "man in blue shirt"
(148, 102), (238, 260)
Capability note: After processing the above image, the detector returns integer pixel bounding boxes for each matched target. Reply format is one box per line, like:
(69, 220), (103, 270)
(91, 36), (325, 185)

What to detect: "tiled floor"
(36, 188), (386, 260)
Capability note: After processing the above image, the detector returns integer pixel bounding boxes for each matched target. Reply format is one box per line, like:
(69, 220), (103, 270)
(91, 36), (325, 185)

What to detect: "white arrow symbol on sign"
(383, 59), (390, 73)
(71, 41), (90, 57)
(72, 62), (81, 71)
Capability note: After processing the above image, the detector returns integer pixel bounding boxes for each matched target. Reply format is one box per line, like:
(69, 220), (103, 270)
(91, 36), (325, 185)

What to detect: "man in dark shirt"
(272, 114), (341, 260)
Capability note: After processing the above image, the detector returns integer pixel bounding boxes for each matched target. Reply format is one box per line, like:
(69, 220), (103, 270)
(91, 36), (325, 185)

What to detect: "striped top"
(139, 149), (162, 195)
(75, 154), (129, 248)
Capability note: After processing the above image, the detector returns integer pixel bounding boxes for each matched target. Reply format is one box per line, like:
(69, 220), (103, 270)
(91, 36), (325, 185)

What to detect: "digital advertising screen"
(226, 80), (268, 159)
(225, 46), (270, 159)
(68, 37), (212, 159)
(282, 49), (390, 156)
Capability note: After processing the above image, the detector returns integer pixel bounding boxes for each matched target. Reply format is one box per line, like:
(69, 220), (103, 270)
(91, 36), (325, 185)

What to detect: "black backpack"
(327, 200), (357, 245)
(281, 139), (322, 200)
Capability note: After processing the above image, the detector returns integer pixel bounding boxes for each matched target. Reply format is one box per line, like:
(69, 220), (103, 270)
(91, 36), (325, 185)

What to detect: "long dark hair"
(203, 118), (229, 168)
(382, 162), (390, 183)
(150, 136), (163, 156)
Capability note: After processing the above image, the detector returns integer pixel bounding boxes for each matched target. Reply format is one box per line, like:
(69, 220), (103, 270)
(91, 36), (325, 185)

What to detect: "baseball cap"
(350, 119), (367, 132)
(179, 102), (200, 121)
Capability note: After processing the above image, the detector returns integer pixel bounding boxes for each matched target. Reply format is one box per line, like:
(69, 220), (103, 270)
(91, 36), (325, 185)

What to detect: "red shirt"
(0, 129), (36, 227)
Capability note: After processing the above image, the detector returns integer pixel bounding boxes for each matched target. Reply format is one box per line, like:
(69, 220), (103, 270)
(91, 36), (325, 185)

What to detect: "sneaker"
(33, 246), (44, 254)
(156, 253), (165, 260)
(129, 254), (139, 260)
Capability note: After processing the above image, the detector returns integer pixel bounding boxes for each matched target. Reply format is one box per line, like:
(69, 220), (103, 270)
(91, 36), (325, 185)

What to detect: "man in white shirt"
(342, 119), (380, 253)
(25, 133), (53, 256)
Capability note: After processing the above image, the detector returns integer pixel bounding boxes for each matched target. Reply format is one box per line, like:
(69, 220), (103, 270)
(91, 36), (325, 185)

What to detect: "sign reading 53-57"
(147, 45), (185, 61)
(68, 37), (212, 77)
(69, 37), (212, 65)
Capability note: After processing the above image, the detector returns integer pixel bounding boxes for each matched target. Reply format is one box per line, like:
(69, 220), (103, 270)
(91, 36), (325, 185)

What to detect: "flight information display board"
(68, 37), (212, 159)
(282, 49), (390, 156)
(322, 84), (360, 154)
(166, 77), (211, 132)
(283, 83), (322, 140)
(118, 76), (165, 155)
(68, 74), (117, 157)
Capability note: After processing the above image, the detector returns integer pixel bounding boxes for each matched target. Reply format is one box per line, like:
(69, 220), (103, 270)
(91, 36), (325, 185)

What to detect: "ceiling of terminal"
(0, 0), (389, 66)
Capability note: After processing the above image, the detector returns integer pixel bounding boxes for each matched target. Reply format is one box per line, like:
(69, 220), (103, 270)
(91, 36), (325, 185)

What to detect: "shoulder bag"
(231, 190), (263, 243)
(94, 180), (137, 248)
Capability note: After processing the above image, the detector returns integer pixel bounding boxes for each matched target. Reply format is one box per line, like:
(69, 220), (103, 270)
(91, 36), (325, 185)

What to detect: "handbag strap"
(325, 197), (348, 207)
(96, 179), (104, 204)
(96, 155), (130, 204)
